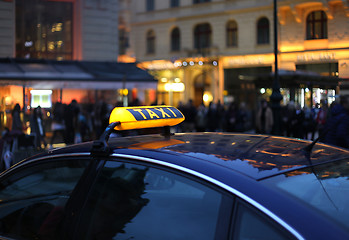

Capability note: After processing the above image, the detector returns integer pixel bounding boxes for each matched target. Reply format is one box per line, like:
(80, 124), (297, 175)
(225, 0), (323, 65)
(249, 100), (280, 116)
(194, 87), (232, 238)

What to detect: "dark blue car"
(0, 106), (348, 240)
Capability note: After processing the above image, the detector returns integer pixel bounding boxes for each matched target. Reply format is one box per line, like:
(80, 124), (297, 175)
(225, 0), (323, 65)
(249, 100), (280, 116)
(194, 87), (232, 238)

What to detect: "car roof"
(11, 132), (349, 239)
(27, 132), (349, 180)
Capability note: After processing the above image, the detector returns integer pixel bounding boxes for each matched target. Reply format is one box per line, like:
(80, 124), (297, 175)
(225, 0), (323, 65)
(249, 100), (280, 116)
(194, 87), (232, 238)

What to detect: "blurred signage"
(146, 62), (176, 70)
(226, 56), (265, 66)
(297, 52), (336, 62)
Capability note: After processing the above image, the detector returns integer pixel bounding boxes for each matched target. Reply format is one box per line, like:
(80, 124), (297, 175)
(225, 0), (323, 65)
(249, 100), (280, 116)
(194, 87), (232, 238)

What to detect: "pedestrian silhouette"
(322, 95), (349, 148)
(30, 106), (47, 149)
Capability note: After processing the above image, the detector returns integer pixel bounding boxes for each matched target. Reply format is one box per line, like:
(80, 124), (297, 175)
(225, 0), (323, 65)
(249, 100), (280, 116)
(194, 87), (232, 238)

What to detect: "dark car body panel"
(21, 133), (349, 180)
(3, 132), (349, 239)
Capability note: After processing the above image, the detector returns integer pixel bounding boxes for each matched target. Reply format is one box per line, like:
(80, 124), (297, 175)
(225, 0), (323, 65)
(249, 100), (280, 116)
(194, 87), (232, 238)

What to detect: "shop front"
(255, 69), (340, 108)
(141, 58), (221, 108)
(222, 50), (344, 111)
(146, 64), (185, 107)
(0, 58), (157, 132)
(280, 50), (344, 107)
(222, 54), (275, 111)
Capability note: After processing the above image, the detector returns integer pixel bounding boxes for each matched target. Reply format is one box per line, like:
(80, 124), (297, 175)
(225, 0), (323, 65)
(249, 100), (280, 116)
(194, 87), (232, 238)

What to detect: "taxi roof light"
(91, 106), (185, 156)
(109, 105), (185, 131)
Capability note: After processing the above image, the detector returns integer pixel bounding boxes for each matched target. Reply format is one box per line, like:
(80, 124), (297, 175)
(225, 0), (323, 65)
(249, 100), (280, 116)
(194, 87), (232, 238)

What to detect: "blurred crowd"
(177, 99), (253, 134)
(1, 95), (349, 169)
(176, 96), (349, 150)
(176, 98), (323, 139)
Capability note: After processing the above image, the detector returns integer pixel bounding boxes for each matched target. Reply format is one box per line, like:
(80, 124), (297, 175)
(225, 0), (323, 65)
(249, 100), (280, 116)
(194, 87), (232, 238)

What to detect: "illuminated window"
(146, 30), (156, 54)
(15, 0), (73, 60)
(257, 17), (270, 45)
(226, 20), (238, 47)
(194, 23), (212, 50)
(171, 27), (180, 52)
(30, 90), (52, 108)
(306, 11), (327, 40)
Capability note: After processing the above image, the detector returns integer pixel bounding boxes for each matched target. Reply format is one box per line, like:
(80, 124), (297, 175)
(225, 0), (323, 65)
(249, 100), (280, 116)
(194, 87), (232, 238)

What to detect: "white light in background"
(4, 96), (12, 105)
(30, 90), (53, 95)
(301, 88), (305, 108)
(30, 90), (53, 108)
(24, 41), (33, 47)
(165, 83), (185, 92)
(316, 88), (321, 104)
(203, 92), (213, 103)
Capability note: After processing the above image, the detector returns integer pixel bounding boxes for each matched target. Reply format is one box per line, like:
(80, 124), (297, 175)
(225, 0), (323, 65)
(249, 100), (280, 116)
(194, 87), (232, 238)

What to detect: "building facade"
(0, 0), (119, 61)
(0, 0), (158, 132)
(127, 0), (349, 109)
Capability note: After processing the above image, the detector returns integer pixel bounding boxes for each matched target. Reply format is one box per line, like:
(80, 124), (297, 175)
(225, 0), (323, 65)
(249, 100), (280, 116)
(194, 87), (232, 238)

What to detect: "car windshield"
(262, 159), (349, 231)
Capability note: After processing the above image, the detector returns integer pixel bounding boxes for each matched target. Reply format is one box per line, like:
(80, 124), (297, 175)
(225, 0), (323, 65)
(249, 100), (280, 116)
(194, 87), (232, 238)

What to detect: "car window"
(0, 159), (88, 240)
(262, 159), (349, 231)
(77, 160), (225, 240)
(232, 202), (293, 240)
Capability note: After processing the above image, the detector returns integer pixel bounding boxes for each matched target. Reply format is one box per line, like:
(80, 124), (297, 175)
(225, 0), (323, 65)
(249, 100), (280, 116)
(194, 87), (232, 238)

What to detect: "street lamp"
(270, 0), (283, 135)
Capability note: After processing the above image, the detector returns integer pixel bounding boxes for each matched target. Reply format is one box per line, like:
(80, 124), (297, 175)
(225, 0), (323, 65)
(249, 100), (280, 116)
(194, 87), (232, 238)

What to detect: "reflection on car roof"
(27, 132), (349, 181)
(106, 132), (349, 180)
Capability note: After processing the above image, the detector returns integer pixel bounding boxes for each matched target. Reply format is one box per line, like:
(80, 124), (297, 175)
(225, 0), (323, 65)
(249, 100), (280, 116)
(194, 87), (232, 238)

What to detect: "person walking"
(50, 102), (65, 148)
(11, 103), (23, 133)
(235, 102), (250, 133)
(216, 100), (226, 132)
(291, 104), (305, 139)
(182, 99), (197, 132)
(206, 102), (218, 132)
(255, 99), (273, 134)
(316, 100), (328, 138)
(282, 101), (296, 137)
(64, 100), (80, 145)
(303, 107), (316, 140)
(93, 99), (110, 139)
(196, 103), (207, 132)
(225, 102), (238, 132)
(30, 106), (47, 149)
(322, 95), (349, 148)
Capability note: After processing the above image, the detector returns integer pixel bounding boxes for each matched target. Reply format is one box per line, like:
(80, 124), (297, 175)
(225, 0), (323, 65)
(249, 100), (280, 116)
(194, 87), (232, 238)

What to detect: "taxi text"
(127, 107), (183, 121)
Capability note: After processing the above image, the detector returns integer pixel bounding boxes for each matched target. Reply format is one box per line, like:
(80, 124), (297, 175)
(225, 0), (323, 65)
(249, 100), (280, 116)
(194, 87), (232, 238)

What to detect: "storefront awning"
(0, 58), (157, 90)
(254, 69), (342, 89)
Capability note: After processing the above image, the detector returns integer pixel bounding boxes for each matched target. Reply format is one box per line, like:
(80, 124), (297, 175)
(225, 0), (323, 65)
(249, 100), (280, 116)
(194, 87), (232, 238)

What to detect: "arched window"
(171, 27), (180, 52)
(146, 30), (155, 54)
(306, 11), (327, 40)
(226, 20), (238, 47)
(194, 23), (212, 50)
(257, 17), (269, 44)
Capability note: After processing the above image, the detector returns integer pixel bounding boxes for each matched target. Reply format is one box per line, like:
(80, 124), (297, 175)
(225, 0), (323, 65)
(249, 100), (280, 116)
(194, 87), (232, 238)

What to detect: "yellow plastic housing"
(109, 105), (185, 131)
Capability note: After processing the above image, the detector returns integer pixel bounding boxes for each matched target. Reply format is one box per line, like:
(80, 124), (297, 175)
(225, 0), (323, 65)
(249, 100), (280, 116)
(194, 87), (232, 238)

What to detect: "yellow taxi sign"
(109, 105), (185, 131)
